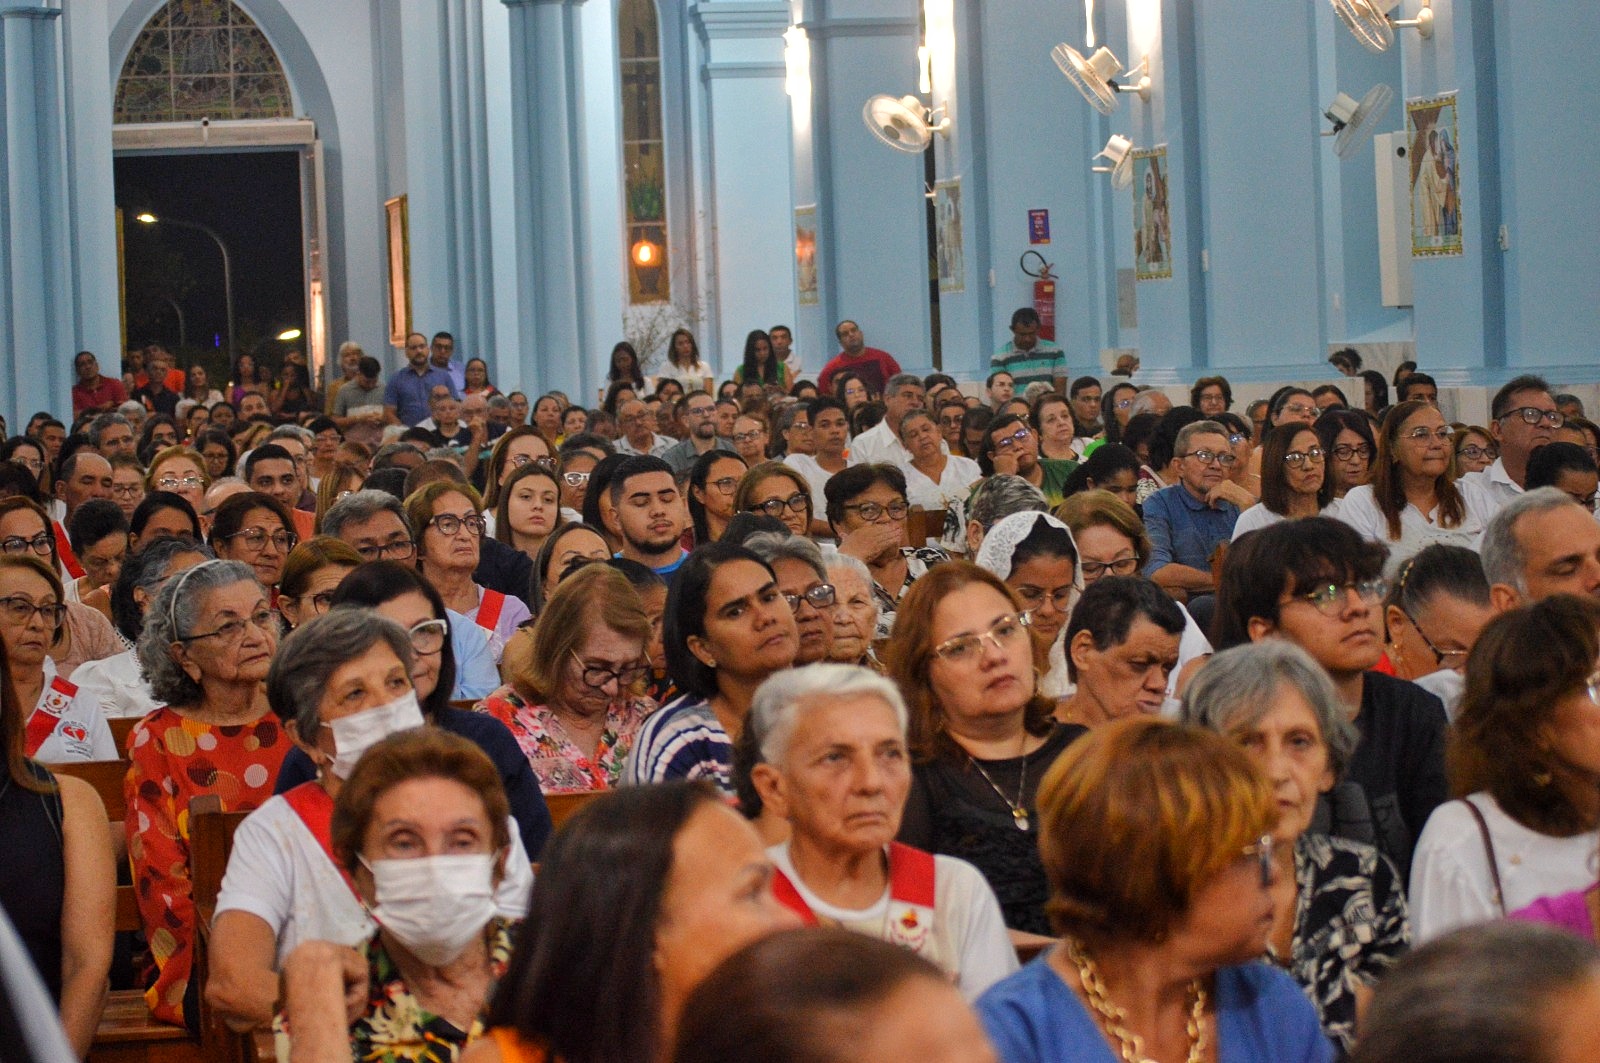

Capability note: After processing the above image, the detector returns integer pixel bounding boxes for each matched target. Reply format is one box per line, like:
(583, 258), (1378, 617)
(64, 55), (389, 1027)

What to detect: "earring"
(1532, 765), (1554, 787)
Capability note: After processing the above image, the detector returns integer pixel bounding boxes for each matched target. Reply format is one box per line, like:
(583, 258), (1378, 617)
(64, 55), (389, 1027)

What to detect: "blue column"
(0, 0), (74, 427)
(502, 0), (590, 399)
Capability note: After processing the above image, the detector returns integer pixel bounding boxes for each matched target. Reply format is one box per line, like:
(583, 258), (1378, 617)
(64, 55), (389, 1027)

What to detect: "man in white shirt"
(850, 373), (935, 467)
(771, 324), (804, 382)
(788, 397), (849, 538)
(1461, 374), (1562, 515)
(613, 398), (674, 457)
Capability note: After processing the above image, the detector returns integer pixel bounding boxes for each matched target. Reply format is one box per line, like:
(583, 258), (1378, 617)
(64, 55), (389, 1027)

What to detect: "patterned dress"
(477, 685), (653, 794)
(125, 705), (289, 1025)
(349, 917), (516, 1063)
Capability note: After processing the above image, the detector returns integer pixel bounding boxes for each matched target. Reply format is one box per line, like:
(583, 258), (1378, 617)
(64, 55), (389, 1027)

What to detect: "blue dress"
(978, 953), (1333, 1063)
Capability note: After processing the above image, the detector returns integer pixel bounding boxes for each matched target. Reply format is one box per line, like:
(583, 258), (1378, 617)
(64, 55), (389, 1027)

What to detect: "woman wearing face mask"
(206, 611), (535, 1034)
(282, 728), (519, 1062)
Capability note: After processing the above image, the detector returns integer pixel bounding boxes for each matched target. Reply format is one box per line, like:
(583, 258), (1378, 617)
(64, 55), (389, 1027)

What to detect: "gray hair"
(1481, 487), (1576, 593)
(749, 663), (908, 765)
(885, 373), (923, 395)
(743, 530), (828, 583)
(322, 488), (407, 541)
(1181, 641), (1359, 781)
(1128, 390), (1166, 416)
(1174, 418), (1228, 456)
(137, 559), (266, 705)
(267, 608), (415, 736)
(1023, 382), (1055, 403)
(88, 412), (131, 443)
(337, 340), (365, 358)
(112, 534), (214, 642)
(487, 395), (512, 413)
(773, 403), (806, 434)
(116, 402), (147, 422)
(1351, 921), (1600, 1063)
(968, 474), (1047, 532)
(822, 549), (880, 624)
(268, 424), (313, 446)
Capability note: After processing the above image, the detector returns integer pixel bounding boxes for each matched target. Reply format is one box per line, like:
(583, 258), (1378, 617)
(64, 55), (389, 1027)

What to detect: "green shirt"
(992, 341), (1067, 389)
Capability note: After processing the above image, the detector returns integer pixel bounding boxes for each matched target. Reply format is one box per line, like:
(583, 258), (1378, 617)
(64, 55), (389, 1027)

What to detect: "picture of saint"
(1132, 147), (1172, 281)
(1407, 94), (1463, 257)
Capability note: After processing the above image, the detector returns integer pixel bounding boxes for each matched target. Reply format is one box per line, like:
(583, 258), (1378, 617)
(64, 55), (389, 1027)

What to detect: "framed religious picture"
(935, 178), (965, 293)
(1407, 93), (1463, 257)
(1132, 147), (1172, 281)
(794, 205), (819, 307)
(384, 195), (412, 345)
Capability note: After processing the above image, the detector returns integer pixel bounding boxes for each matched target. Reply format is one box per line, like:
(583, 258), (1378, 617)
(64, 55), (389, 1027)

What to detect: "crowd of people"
(2, 324), (1599, 1062)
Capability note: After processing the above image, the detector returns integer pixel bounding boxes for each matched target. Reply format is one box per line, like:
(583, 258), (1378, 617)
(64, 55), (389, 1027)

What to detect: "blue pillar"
(502, 0), (591, 399)
(0, 0), (74, 428)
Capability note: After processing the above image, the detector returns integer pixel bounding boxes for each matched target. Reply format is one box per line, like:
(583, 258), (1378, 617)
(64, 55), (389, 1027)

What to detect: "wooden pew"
(109, 716), (140, 757)
(189, 795), (260, 1063)
(545, 790), (601, 831)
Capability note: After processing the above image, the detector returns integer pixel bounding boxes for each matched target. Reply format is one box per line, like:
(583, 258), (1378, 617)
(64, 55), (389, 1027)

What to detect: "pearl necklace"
(1065, 937), (1207, 1063)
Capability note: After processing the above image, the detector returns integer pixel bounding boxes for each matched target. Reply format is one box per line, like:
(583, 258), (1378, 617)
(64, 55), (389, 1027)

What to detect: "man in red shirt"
(816, 320), (902, 397)
(70, 351), (127, 418)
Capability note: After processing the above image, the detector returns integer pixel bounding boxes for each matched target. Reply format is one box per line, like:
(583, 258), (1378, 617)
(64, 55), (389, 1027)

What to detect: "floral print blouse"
(477, 685), (653, 794)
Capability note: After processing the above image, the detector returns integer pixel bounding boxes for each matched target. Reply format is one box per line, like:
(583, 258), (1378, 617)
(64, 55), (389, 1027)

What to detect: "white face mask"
(364, 853), (497, 966)
(326, 689), (425, 779)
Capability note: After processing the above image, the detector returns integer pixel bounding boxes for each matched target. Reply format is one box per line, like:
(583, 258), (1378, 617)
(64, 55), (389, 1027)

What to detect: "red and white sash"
(282, 782), (360, 900)
(24, 676), (81, 757)
(772, 842), (938, 953)
(475, 589), (506, 634)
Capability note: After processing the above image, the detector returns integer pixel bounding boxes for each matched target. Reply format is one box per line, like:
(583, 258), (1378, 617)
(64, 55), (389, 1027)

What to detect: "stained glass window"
(115, 0), (293, 125)
(620, 0), (668, 304)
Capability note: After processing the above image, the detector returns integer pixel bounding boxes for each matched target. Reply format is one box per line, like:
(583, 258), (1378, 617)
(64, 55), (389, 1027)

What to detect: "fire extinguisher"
(1021, 250), (1056, 342)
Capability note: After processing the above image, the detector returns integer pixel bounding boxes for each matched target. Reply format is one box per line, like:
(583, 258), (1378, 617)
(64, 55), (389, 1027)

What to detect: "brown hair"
(1053, 490), (1151, 568)
(331, 728), (511, 871)
(883, 560), (1055, 760)
(1451, 594), (1600, 835)
(504, 563), (651, 704)
(313, 462), (364, 533)
(733, 462), (813, 524)
(1258, 423), (1330, 516)
(0, 554), (67, 648)
(144, 445), (211, 493)
(278, 536), (363, 601)
(483, 426), (553, 510)
(0, 626), (50, 793)
(1373, 400), (1464, 541)
(1037, 717), (1275, 944)
(493, 462), (565, 549)
(403, 480), (484, 561)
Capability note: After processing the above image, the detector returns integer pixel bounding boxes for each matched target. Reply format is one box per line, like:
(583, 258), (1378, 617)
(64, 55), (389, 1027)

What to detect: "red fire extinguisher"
(1021, 250), (1056, 342)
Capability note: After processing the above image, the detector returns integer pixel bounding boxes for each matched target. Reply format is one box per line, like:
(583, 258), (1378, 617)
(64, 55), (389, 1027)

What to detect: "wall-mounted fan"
(1331, 0), (1434, 54)
(1051, 44), (1151, 114)
(1093, 135), (1135, 189)
(862, 95), (951, 153)
(1323, 83), (1394, 159)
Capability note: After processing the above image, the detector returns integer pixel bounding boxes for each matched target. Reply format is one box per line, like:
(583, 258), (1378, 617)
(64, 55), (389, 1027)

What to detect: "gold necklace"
(963, 732), (1030, 831)
(1065, 937), (1207, 1063)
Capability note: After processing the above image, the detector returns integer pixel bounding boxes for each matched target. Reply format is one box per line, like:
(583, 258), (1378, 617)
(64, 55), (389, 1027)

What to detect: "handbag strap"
(1461, 797), (1506, 915)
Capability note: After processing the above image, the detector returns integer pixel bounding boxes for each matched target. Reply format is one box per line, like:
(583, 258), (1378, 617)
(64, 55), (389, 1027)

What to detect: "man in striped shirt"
(990, 307), (1066, 393)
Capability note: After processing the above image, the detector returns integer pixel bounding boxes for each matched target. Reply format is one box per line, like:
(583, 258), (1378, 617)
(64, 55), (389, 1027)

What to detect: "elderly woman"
(206, 610), (534, 1032)
(745, 531), (836, 666)
(1410, 594), (1600, 941)
(408, 481), (531, 663)
(276, 536), (363, 629)
(1381, 544), (1493, 720)
(281, 729), (517, 1062)
(624, 543), (798, 797)
(976, 718), (1333, 1063)
(748, 664), (1017, 999)
(144, 444), (210, 517)
(479, 564), (654, 793)
(823, 550), (880, 670)
(974, 511), (1079, 699)
(128, 559), (289, 1027)
(462, 783), (798, 1063)
(735, 462), (815, 540)
(0, 496), (124, 677)
(963, 474), (1047, 557)
(828, 464), (948, 635)
(1058, 576), (1185, 727)
(207, 490), (298, 593)
(1184, 641), (1410, 1053)
(888, 562), (1083, 936)
(1232, 423), (1333, 540)
(900, 409), (982, 513)
(492, 462), (564, 562)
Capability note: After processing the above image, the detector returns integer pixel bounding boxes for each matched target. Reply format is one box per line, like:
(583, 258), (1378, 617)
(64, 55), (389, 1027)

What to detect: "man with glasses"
(662, 391), (735, 476)
(323, 490), (418, 564)
(86, 413), (135, 460)
(1142, 421), (1252, 616)
(745, 532), (836, 665)
(605, 456), (689, 581)
(851, 374), (937, 467)
(1462, 374), (1563, 512)
(614, 398), (674, 458)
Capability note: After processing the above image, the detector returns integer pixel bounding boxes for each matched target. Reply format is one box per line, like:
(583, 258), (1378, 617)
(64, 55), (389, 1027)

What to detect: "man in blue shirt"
(430, 330), (466, 394)
(1143, 420), (1254, 613)
(606, 455), (690, 584)
(384, 331), (458, 425)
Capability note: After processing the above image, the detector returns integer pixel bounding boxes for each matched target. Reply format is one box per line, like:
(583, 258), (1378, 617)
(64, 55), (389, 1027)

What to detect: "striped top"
(620, 694), (734, 797)
(990, 341), (1066, 389)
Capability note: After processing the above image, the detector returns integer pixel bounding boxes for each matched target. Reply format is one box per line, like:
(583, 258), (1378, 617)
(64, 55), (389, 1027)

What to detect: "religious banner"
(1407, 93), (1462, 257)
(794, 206), (818, 306)
(935, 178), (965, 293)
(1132, 147), (1172, 281)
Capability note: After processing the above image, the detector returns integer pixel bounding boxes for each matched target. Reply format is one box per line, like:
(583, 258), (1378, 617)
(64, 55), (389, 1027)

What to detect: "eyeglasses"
(842, 499), (908, 523)
(562, 471), (591, 487)
(1403, 425), (1455, 443)
(1114, 397), (1135, 410)
(749, 493), (810, 518)
(570, 649), (647, 690)
(0, 596), (66, 628)
(1397, 605), (1468, 670)
(427, 513), (485, 537)
(408, 618), (449, 655)
(993, 427), (1032, 451)
(508, 454), (555, 473)
(1331, 443), (1373, 462)
(1281, 402), (1317, 418)
(11, 457), (41, 473)
(685, 405), (716, 418)
(110, 483), (143, 498)
(1013, 584), (1077, 613)
(220, 527), (296, 553)
(732, 430), (765, 445)
(1501, 406), (1564, 428)
(0, 533), (53, 557)
(1588, 666), (1600, 707)
(354, 538), (415, 561)
(291, 591), (338, 614)
(1241, 834), (1276, 889)
(932, 612), (1032, 663)
(1282, 447), (1325, 468)
(1227, 433), (1249, 447)
(706, 476), (739, 495)
(783, 583), (837, 613)
(1079, 555), (1140, 580)
(1181, 449), (1238, 467)
(1295, 578), (1389, 614)
(180, 607), (276, 645)
(156, 475), (205, 491)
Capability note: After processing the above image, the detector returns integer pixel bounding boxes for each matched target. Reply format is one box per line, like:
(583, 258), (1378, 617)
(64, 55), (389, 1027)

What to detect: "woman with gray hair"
(1182, 641), (1410, 1053)
(823, 550), (880, 670)
(125, 559), (290, 1028)
(205, 608), (534, 1032)
(747, 663), (1017, 999)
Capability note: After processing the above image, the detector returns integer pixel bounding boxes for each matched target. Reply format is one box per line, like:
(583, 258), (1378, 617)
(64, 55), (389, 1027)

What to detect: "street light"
(275, 328), (303, 342)
(135, 212), (235, 363)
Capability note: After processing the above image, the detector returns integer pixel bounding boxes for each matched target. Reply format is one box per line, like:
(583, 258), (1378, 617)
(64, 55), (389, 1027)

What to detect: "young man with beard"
(606, 456), (689, 582)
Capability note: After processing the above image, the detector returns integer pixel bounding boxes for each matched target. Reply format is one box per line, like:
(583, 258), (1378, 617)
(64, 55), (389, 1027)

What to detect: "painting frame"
(384, 194), (412, 346)
(794, 205), (819, 307)
(935, 178), (965, 294)
(1132, 146), (1172, 281)
(1407, 93), (1463, 257)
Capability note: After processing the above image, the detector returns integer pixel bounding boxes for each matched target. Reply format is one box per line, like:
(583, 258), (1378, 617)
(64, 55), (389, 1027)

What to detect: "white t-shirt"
(1334, 483), (1493, 578)
(768, 842), (1018, 1000)
(1230, 503), (1287, 540)
(70, 648), (158, 719)
(900, 455), (982, 513)
(1409, 792), (1599, 943)
(653, 363), (713, 391)
(29, 658), (116, 762)
(215, 795), (535, 967)
(785, 453), (842, 518)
